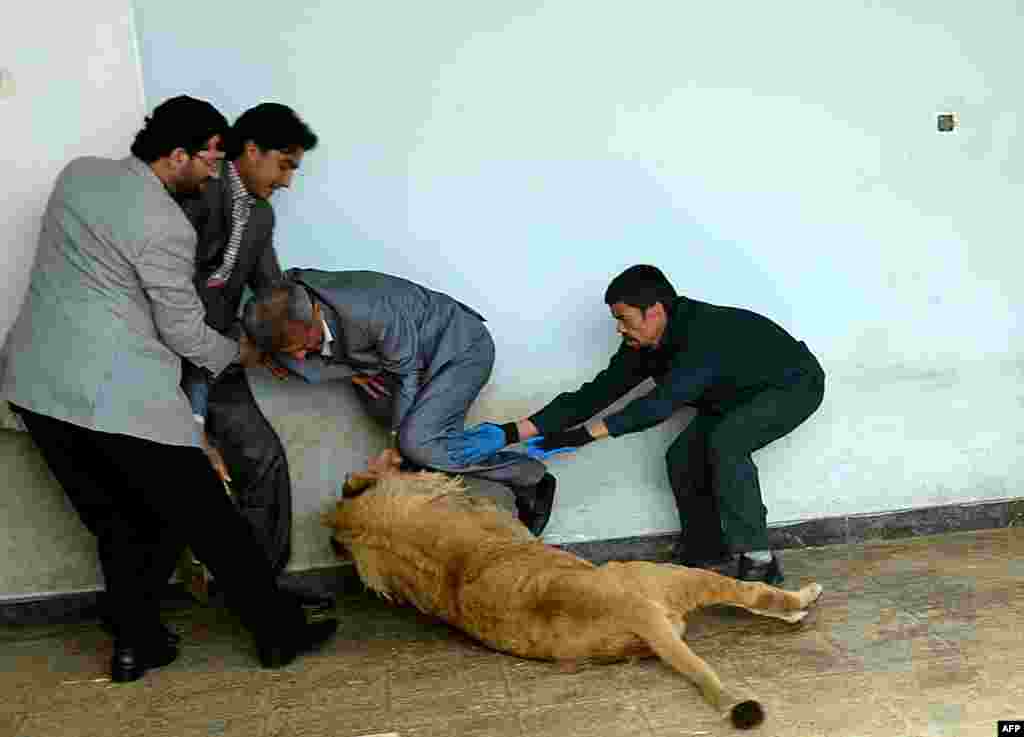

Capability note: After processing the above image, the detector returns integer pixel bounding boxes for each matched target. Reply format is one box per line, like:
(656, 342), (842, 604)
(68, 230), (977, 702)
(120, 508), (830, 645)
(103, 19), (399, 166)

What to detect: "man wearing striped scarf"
(178, 103), (331, 609)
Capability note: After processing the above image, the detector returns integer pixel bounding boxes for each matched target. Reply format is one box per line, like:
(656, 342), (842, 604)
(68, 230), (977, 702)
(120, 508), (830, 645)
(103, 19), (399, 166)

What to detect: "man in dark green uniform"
(450, 264), (825, 583)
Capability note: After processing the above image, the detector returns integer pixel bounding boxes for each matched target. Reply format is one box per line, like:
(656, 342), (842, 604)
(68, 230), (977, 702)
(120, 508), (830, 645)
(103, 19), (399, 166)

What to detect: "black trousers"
(200, 365), (292, 575)
(14, 406), (304, 647)
(666, 364), (826, 556)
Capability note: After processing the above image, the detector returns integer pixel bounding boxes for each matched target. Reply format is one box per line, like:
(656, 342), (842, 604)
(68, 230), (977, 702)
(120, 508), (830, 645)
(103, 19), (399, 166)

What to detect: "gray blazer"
(2, 156), (239, 447)
(280, 269), (487, 432)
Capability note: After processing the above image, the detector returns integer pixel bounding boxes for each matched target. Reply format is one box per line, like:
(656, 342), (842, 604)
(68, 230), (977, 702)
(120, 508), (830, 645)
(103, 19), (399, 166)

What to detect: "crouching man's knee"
(395, 427), (447, 471)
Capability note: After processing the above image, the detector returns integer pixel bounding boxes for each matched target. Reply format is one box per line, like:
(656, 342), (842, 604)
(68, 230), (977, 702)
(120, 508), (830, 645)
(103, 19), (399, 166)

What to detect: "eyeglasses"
(193, 148), (225, 171)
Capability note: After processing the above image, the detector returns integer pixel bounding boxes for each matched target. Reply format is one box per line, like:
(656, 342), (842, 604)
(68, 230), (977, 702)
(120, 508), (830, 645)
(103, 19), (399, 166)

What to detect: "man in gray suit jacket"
(1, 96), (335, 682)
(241, 269), (558, 535)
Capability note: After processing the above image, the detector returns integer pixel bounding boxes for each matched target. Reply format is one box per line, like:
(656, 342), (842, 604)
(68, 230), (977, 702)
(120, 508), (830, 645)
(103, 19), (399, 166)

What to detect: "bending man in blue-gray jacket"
(239, 269), (556, 535)
(451, 264), (826, 583)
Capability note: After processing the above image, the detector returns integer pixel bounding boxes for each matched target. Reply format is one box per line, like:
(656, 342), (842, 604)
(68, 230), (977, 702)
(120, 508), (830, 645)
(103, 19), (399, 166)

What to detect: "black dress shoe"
(110, 640), (179, 683)
(736, 553), (785, 585)
(258, 618), (338, 669)
(278, 581), (337, 613)
(101, 617), (181, 646)
(157, 622), (182, 646)
(516, 473), (557, 537)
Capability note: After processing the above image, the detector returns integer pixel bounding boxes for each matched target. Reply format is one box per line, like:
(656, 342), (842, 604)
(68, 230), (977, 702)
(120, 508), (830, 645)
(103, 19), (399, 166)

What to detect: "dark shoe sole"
(299, 618), (339, 652)
(525, 473), (556, 537)
(736, 554), (785, 585)
(110, 643), (179, 683)
(294, 592), (337, 614)
(259, 618), (338, 669)
(258, 643), (297, 669)
(278, 580), (337, 614)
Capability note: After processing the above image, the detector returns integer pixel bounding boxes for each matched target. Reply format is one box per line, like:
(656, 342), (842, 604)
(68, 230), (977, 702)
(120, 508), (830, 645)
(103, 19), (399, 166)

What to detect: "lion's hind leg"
(633, 602), (764, 729)
(724, 580), (824, 623)
(646, 563), (823, 623)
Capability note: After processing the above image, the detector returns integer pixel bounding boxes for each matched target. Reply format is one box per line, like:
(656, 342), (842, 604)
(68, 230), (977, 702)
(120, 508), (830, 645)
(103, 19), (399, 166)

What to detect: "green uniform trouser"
(667, 362), (825, 556)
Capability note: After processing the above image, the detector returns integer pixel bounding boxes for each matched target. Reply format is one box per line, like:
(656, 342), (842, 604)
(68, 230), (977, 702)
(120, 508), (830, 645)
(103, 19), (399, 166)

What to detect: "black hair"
(226, 103), (319, 160)
(603, 264), (678, 312)
(129, 95), (228, 163)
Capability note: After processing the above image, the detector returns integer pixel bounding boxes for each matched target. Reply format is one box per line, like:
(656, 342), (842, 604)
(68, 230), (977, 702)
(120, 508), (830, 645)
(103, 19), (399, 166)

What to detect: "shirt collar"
(320, 316), (334, 357)
(657, 296), (691, 351)
(226, 160), (254, 202)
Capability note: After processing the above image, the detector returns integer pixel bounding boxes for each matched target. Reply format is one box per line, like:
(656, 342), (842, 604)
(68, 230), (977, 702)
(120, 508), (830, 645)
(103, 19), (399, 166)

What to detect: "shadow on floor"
(1, 528), (1021, 737)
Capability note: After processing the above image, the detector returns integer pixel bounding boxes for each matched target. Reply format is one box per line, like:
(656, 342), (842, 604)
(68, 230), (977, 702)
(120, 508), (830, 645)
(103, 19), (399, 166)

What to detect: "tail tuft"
(730, 699), (764, 729)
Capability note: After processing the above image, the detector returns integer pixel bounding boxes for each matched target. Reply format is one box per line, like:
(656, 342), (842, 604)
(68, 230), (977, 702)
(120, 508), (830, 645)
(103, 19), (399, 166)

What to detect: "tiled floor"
(1, 528), (1021, 737)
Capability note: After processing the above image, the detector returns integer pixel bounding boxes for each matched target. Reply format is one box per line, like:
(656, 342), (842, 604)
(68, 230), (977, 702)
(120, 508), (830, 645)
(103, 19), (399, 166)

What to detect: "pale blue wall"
(1, 0), (147, 598)
(4, 0), (1021, 598)
(130, 0), (1024, 545)
(1, 0), (145, 349)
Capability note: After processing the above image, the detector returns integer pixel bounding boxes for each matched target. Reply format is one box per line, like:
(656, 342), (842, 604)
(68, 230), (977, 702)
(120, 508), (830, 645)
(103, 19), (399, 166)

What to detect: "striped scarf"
(206, 161), (256, 288)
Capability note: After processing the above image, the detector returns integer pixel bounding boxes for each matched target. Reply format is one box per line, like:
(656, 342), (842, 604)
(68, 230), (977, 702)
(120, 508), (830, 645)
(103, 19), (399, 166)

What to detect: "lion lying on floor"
(323, 450), (824, 729)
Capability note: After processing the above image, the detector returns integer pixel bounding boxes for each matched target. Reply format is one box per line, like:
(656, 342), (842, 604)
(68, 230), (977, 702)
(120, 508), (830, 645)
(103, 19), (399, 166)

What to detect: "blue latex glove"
(525, 436), (578, 461)
(448, 423), (508, 466)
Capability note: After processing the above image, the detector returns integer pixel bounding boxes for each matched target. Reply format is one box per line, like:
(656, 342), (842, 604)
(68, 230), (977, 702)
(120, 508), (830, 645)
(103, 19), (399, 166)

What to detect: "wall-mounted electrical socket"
(937, 112), (957, 132)
(0, 68), (15, 99)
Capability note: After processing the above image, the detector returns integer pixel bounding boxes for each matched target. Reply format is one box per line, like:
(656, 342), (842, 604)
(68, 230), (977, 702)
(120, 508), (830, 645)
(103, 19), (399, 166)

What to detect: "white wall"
(101, 1), (1024, 545)
(0, 0), (146, 349)
(0, 0), (148, 596)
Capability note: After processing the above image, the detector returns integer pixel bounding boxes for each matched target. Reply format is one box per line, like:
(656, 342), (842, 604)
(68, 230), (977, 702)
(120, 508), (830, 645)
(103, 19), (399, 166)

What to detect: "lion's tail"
(632, 602), (765, 729)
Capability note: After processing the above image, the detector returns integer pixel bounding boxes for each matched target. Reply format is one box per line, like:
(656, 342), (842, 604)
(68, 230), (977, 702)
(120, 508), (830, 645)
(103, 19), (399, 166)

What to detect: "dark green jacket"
(529, 297), (821, 437)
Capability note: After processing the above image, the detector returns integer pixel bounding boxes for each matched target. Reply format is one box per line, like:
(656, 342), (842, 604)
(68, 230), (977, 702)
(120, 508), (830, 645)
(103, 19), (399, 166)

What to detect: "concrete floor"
(1, 528), (1021, 737)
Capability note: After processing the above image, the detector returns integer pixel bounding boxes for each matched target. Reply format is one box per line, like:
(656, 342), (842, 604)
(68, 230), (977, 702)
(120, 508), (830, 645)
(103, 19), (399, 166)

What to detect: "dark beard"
(172, 188), (204, 205)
